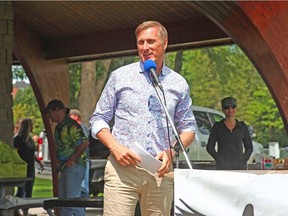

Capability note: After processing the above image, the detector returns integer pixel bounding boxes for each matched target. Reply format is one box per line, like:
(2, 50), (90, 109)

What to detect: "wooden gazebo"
(2, 1), (287, 196)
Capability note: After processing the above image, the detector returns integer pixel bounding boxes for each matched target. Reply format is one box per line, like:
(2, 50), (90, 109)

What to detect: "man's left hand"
(156, 148), (174, 177)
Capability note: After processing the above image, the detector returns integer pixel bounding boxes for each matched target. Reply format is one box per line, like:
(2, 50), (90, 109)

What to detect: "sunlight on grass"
(33, 177), (53, 198)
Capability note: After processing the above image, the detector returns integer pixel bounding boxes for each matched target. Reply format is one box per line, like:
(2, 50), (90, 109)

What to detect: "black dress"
(13, 135), (36, 197)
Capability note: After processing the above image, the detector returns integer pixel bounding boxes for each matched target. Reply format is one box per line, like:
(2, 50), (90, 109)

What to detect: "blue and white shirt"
(90, 61), (196, 157)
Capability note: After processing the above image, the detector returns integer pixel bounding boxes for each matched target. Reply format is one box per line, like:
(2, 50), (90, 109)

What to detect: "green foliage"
(69, 63), (82, 108)
(12, 66), (27, 81)
(13, 86), (43, 135)
(164, 52), (176, 69)
(95, 61), (106, 80)
(246, 87), (285, 146)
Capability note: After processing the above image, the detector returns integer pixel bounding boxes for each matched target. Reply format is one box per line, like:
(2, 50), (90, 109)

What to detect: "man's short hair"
(135, 20), (168, 42)
(43, 99), (69, 114)
(70, 109), (81, 118)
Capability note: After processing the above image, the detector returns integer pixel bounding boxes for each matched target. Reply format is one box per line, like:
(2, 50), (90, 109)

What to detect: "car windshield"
(194, 111), (212, 135)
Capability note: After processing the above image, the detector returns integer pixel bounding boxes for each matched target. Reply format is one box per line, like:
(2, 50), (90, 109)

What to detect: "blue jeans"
(59, 163), (86, 216)
(81, 159), (90, 197)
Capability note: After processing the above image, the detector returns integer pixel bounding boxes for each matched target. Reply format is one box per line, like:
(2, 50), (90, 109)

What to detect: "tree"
(69, 56), (137, 127)
(69, 63), (81, 109)
(173, 51), (184, 73)
(78, 60), (111, 127)
(179, 48), (223, 108)
(13, 86), (43, 135)
(12, 66), (27, 81)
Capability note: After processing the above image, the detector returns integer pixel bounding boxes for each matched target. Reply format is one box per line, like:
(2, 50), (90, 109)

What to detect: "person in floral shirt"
(44, 99), (88, 216)
(90, 21), (196, 215)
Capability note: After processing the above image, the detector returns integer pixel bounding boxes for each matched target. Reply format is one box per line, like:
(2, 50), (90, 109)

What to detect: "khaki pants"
(103, 155), (173, 216)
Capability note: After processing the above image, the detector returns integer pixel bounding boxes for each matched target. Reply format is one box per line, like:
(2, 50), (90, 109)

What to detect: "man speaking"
(90, 20), (196, 216)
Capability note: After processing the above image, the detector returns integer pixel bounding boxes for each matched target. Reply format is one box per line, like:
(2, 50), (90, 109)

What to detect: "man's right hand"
(96, 128), (141, 167)
(110, 144), (141, 167)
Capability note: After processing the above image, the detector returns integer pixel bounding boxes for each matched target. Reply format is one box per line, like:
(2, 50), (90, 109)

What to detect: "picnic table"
(0, 177), (53, 216)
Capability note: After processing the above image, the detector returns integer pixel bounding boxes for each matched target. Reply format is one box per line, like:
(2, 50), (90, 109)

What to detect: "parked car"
(178, 106), (264, 165)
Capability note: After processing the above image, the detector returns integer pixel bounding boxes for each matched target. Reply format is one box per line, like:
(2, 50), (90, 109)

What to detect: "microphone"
(144, 60), (163, 91)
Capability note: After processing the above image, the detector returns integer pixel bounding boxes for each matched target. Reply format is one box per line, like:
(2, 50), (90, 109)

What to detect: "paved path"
(35, 163), (52, 180)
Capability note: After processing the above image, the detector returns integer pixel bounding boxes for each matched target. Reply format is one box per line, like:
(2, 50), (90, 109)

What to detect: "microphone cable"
(161, 89), (174, 169)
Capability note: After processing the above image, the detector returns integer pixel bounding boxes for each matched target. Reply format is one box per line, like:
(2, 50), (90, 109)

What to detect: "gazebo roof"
(13, 1), (231, 63)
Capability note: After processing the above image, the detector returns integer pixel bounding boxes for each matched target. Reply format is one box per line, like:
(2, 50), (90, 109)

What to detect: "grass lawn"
(32, 177), (53, 198)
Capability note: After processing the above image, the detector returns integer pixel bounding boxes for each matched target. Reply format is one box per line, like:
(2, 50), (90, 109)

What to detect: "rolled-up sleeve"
(89, 74), (116, 138)
(175, 83), (196, 134)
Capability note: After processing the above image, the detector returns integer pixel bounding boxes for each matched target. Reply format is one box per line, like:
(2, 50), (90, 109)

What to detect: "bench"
(43, 196), (103, 216)
(0, 195), (56, 216)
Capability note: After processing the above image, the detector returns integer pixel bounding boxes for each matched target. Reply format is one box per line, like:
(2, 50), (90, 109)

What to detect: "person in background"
(13, 119), (22, 135)
(206, 97), (253, 170)
(32, 134), (40, 143)
(70, 108), (90, 197)
(90, 20), (196, 215)
(44, 99), (88, 216)
(13, 118), (44, 215)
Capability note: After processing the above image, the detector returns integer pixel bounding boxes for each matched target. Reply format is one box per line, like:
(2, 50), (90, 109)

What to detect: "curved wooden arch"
(192, 1), (288, 131)
(13, 20), (70, 196)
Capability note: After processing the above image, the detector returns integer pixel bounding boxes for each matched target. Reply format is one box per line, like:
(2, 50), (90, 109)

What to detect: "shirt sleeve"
(243, 124), (253, 160)
(174, 82), (196, 134)
(206, 123), (221, 161)
(89, 73), (116, 138)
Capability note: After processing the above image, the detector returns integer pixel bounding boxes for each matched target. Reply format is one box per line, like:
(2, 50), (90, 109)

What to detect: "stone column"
(0, 1), (13, 146)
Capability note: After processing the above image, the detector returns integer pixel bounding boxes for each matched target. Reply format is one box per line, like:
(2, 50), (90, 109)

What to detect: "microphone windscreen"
(144, 59), (157, 72)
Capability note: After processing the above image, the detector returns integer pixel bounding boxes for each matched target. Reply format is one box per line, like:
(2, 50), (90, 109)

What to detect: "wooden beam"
(44, 17), (229, 61)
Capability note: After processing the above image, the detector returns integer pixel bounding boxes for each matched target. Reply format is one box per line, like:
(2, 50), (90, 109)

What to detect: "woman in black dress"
(13, 118), (44, 198)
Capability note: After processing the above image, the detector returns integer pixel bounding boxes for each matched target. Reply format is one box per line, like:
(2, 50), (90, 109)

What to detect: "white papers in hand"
(129, 142), (163, 174)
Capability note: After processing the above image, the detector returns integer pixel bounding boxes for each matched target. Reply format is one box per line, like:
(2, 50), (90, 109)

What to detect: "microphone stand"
(153, 84), (193, 169)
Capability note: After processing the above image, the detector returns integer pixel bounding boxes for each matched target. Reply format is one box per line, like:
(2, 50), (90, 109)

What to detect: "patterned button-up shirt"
(54, 115), (87, 166)
(90, 61), (196, 157)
